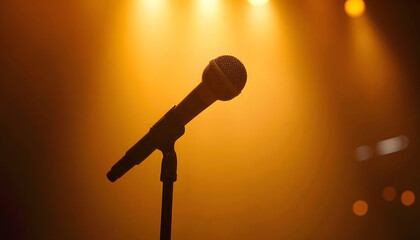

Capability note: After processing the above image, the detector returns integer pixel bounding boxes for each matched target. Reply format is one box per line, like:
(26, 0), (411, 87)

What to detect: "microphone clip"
(149, 105), (185, 183)
(150, 105), (185, 153)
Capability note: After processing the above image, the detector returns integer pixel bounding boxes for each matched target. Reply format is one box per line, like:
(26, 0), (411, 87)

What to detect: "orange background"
(0, 0), (419, 239)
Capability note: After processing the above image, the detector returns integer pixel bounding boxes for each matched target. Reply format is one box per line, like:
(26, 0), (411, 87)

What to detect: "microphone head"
(202, 55), (247, 101)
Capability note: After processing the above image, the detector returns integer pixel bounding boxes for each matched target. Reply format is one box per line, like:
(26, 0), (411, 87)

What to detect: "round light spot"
(345, 0), (366, 18)
(401, 190), (415, 206)
(383, 186), (397, 202)
(353, 200), (368, 216)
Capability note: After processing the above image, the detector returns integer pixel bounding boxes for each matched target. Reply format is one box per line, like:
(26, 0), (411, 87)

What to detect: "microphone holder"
(150, 106), (185, 240)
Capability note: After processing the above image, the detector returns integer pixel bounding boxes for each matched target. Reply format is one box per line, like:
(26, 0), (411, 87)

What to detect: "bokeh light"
(353, 200), (368, 216)
(383, 187), (397, 202)
(401, 191), (415, 206)
(355, 145), (372, 161)
(345, 0), (366, 18)
(248, 0), (270, 6)
(376, 135), (409, 156)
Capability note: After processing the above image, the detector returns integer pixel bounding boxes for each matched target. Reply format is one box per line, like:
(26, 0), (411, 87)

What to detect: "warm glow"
(383, 186), (397, 202)
(401, 190), (415, 206)
(248, 0), (270, 6)
(2, 0), (418, 239)
(353, 200), (368, 216)
(345, 0), (366, 18)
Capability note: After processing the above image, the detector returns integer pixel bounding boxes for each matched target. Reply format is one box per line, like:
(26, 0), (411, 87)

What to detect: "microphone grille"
(201, 55), (247, 101)
(214, 55), (247, 92)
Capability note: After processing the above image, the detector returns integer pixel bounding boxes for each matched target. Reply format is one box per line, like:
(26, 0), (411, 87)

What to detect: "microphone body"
(107, 55), (247, 182)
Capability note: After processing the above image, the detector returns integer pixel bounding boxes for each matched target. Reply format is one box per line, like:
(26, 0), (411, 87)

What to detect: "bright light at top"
(199, 0), (218, 12)
(345, 0), (366, 18)
(248, 0), (270, 6)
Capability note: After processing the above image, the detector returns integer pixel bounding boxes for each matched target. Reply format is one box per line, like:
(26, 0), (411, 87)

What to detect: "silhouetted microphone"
(107, 55), (247, 182)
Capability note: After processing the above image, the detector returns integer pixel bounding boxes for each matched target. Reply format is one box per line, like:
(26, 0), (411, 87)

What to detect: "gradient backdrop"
(1, 0), (419, 239)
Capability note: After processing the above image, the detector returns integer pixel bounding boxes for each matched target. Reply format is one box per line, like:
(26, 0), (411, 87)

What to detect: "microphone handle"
(107, 131), (156, 182)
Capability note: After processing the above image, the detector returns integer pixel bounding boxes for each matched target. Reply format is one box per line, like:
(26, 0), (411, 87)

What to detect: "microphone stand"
(159, 147), (177, 240)
(152, 106), (185, 240)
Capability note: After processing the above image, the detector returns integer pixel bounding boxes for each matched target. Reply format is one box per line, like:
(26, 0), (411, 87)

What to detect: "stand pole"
(159, 149), (177, 240)
(147, 106), (184, 240)
(160, 181), (174, 240)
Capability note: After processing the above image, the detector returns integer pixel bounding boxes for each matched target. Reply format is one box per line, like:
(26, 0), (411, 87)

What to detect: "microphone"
(107, 55), (247, 182)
